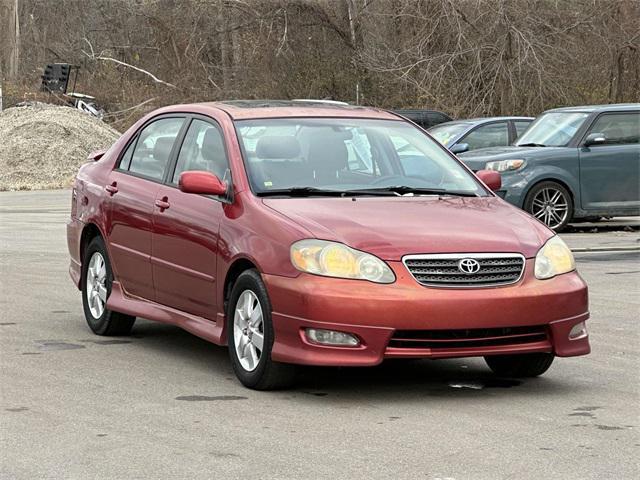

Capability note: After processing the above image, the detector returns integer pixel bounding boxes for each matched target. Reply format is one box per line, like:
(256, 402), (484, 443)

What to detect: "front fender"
(520, 165), (580, 206)
(500, 163), (580, 210)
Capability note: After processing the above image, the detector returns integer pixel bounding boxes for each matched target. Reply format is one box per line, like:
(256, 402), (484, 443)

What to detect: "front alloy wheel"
(227, 269), (296, 390)
(524, 181), (573, 231)
(233, 290), (265, 372)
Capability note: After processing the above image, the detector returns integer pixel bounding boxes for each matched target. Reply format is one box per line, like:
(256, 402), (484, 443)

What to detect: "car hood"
(459, 146), (567, 171)
(262, 196), (552, 260)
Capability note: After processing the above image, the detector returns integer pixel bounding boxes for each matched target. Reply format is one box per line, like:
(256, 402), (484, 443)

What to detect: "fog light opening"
(568, 321), (588, 340)
(305, 328), (360, 347)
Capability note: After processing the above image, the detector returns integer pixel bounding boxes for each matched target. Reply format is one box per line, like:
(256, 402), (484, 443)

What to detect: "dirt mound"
(0, 103), (120, 191)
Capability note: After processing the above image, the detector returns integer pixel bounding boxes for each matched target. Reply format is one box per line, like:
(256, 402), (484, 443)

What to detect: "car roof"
(431, 116), (534, 128)
(194, 100), (400, 121)
(544, 103), (640, 114)
(393, 108), (448, 114)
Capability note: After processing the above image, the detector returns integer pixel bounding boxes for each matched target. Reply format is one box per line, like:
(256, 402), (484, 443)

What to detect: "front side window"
(127, 117), (184, 181)
(172, 119), (229, 184)
(515, 112), (589, 147)
(461, 122), (509, 150)
(235, 118), (486, 196)
(587, 112), (640, 145)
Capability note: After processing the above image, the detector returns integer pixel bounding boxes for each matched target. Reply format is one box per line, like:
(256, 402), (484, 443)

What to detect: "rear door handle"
(105, 182), (118, 195)
(155, 198), (170, 210)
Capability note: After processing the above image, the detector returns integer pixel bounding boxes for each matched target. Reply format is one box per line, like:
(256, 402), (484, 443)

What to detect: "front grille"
(403, 253), (525, 287)
(389, 325), (548, 349)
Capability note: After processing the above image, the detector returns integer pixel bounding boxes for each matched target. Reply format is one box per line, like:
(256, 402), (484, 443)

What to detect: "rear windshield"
(234, 118), (486, 196)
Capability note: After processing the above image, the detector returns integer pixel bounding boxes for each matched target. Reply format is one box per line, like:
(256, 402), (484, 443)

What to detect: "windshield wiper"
(256, 187), (397, 197)
(350, 186), (479, 197)
(516, 142), (546, 147)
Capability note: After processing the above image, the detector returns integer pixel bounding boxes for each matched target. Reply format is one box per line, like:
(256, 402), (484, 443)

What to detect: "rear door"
(578, 111), (640, 211)
(106, 116), (185, 300)
(151, 117), (231, 319)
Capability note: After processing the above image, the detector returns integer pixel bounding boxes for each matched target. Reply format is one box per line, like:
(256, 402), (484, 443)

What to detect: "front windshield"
(515, 112), (589, 147)
(428, 123), (470, 146)
(234, 118), (486, 197)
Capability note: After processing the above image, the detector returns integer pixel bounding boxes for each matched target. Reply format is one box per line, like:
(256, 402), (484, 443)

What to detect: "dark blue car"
(460, 104), (640, 230)
(428, 117), (534, 154)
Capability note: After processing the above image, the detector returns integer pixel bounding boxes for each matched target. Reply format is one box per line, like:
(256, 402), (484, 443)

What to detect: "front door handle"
(105, 182), (118, 195)
(155, 198), (170, 210)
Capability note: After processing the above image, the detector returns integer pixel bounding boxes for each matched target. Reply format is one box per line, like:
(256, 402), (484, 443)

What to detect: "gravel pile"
(0, 103), (120, 191)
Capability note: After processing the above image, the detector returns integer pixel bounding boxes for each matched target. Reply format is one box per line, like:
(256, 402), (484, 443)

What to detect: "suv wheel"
(227, 269), (296, 390)
(81, 236), (136, 335)
(524, 181), (573, 231)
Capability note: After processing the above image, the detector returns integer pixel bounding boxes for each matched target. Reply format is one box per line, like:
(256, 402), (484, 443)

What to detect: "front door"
(579, 111), (640, 211)
(106, 116), (185, 300)
(151, 117), (230, 319)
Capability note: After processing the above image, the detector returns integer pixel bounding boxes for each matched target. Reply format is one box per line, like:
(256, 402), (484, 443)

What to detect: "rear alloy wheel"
(81, 236), (135, 336)
(524, 181), (573, 231)
(227, 269), (296, 390)
(485, 353), (554, 378)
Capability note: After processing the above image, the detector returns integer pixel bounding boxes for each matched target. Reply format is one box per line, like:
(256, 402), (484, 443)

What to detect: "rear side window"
(172, 119), (229, 184)
(426, 112), (451, 128)
(514, 120), (532, 138)
(126, 117), (184, 181)
(119, 138), (136, 171)
(462, 122), (509, 150)
(588, 113), (640, 145)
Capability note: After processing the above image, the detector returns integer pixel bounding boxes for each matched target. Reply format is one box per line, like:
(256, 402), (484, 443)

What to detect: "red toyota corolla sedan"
(67, 100), (590, 389)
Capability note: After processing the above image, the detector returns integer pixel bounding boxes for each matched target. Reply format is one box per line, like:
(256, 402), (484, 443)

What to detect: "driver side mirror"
(179, 171), (227, 196)
(476, 169), (501, 192)
(450, 143), (469, 154)
(584, 132), (606, 147)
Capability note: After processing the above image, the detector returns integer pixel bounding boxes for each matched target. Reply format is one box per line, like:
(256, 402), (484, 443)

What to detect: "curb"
(571, 246), (640, 253)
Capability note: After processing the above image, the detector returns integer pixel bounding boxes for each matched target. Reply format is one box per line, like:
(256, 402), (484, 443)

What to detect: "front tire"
(523, 181), (573, 231)
(227, 269), (296, 390)
(484, 353), (554, 377)
(81, 236), (135, 336)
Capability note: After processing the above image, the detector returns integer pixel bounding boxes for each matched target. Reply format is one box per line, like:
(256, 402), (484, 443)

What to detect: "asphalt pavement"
(1, 190), (639, 480)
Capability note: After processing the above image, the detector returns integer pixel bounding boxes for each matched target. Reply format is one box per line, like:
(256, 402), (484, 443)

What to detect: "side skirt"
(107, 281), (226, 346)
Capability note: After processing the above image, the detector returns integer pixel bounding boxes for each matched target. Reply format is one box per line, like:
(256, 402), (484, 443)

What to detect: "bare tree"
(2, 0), (638, 122)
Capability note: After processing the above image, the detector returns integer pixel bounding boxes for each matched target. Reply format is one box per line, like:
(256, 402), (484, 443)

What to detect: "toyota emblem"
(458, 258), (481, 274)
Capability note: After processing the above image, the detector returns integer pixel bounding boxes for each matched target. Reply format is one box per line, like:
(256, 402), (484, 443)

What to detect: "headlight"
(290, 239), (395, 283)
(486, 159), (526, 172)
(535, 236), (575, 279)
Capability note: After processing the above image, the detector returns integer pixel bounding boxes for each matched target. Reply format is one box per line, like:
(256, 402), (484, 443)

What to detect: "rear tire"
(484, 353), (554, 377)
(227, 269), (296, 390)
(81, 236), (135, 336)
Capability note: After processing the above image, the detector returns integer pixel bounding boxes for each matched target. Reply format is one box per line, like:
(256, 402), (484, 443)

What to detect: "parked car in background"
(393, 109), (452, 129)
(460, 104), (640, 231)
(429, 117), (534, 154)
(67, 100), (590, 390)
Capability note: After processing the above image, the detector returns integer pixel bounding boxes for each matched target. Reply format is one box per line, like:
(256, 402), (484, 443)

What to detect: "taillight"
(71, 185), (78, 218)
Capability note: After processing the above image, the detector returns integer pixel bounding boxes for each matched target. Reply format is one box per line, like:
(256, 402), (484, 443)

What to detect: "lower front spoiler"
(270, 312), (590, 367)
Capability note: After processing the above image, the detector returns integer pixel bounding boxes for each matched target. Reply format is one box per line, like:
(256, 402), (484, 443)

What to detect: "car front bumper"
(264, 260), (590, 366)
(495, 171), (529, 208)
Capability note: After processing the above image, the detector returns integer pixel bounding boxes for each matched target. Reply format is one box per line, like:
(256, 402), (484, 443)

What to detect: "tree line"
(1, 0), (638, 127)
